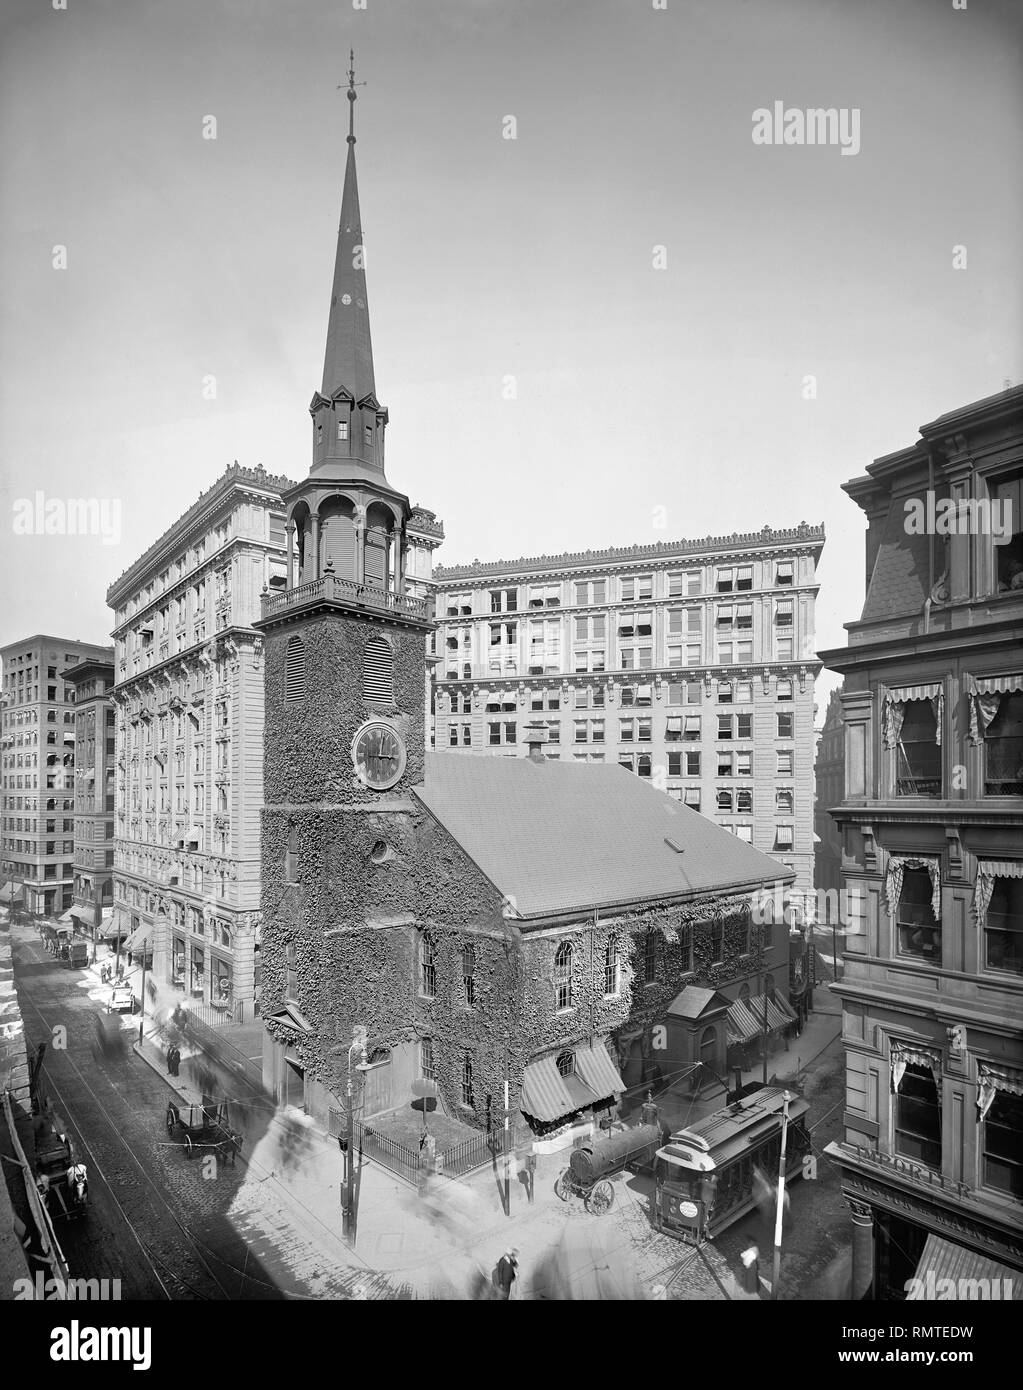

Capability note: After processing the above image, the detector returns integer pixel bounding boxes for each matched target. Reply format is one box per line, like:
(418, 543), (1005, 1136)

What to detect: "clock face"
(352, 722), (406, 790)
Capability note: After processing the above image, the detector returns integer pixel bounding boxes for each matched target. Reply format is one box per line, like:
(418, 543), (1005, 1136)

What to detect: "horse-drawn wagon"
(166, 1100), (242, 1165)
(34, 1127), (88, 1221)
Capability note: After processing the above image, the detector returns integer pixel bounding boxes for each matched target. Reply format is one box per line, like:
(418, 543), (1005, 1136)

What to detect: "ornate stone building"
(256, 67), (798, 1141)
(62, 653), (117, 949)
(0, 635), (113, 916)
(821, 386), (1023, 1299)
(106, 463), (295, 1021)
(432, 524), (824, 899)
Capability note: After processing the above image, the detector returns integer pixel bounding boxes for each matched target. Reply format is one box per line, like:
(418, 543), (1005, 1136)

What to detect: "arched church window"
(285, 636), (305, 703)
(554, 941), (573, 1010)
(363, 636), (394, 706)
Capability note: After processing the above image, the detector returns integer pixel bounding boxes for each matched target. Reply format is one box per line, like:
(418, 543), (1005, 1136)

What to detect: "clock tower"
(256, 55), (438, 1107)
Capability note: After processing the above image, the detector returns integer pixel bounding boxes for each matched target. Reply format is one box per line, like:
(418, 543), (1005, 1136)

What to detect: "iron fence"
(325, 1110), (496, 1185)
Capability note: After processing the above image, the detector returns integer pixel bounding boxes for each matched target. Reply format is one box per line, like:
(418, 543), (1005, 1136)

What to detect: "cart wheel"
(554, 1168), (572, 1202)
(184, 1134), (194, 1160)
(166, 1103), (178, 1135)
(587, 1180), (614, 1215)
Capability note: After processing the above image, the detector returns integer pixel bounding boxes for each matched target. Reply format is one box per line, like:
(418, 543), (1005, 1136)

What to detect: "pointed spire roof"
(321, 51), (375, 401)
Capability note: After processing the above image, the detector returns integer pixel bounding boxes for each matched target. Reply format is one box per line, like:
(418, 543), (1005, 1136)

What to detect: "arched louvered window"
(461, 1053), (474, 1108)
(363, 636), (394, 706)
(285, 636), (305, 703)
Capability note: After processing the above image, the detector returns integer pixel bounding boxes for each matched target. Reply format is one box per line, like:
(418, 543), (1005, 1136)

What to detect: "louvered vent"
(285, 636), (306, 703)
(363, 637), (393, 706)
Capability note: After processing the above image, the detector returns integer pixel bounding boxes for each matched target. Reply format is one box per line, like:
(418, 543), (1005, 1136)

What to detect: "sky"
(1, 0), (1021, 719)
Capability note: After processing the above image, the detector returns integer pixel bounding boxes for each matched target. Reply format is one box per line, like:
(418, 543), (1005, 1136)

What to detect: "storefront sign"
(849, 1144), (970, 1199)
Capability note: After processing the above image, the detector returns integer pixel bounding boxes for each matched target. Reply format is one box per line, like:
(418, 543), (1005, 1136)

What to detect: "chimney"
(523, 721), (549, 764)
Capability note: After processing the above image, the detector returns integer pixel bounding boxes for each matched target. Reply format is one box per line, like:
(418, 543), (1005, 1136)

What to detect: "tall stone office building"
(432, 527), (825, 897)
(106, 465), (294, 1021)
(0, 635), (113, 916)
(821, 386), (1023, 1299)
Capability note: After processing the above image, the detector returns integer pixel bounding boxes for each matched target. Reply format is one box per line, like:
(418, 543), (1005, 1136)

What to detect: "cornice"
(106, 464), (295, 608)
(435, 523), (826, 583)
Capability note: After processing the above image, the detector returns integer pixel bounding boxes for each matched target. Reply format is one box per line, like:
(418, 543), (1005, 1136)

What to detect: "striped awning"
(574, 1040), (626, 1102)
(57, 907), (76, 924)
(520, 1041), (626, 1124)
(907, 1235), (1022, 1300)
(726, 992), (796, 1046)
(123, 924), (152, 953)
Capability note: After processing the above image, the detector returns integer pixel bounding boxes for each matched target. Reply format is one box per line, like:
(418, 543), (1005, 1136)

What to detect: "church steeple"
(321, 50), (375, 403)
(309, 50), (388, 484)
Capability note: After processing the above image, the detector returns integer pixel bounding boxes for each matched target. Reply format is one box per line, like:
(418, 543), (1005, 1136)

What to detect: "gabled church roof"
(415, 754), (792, 920)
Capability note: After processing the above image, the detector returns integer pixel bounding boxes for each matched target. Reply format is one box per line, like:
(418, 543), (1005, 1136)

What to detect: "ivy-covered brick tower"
(256, 56), (439, 1113)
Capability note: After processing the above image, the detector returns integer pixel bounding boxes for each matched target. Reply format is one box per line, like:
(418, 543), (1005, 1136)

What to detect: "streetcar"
(652, 1086), (810, 1243)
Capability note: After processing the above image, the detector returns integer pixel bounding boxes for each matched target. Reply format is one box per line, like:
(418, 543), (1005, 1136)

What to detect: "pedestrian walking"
(739, 1236), (761, 1296)
(493, 1247), (519, 1300)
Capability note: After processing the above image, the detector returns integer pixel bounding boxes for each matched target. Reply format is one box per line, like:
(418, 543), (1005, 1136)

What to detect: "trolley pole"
(771, 1091), (794, 1300)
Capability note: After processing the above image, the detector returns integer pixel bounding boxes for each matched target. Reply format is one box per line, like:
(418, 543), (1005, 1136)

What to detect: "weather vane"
(339, 48), (365, 143)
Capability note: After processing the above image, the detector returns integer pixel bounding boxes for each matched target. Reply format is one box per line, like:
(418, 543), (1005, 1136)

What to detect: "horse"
(66, 1162), (88, 1212)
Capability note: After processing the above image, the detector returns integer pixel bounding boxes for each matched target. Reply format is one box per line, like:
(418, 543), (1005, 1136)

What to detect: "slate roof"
(415, 753), (792, 919)
(860, 495), (929, 622)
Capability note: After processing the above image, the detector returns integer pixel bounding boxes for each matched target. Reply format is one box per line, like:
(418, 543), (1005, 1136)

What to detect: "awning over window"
(123, 924), (152, 953)
(977, 1061), (1023, 1122)
(967, 673), (1023, 745)
(57, 907), (76, 925)
(972, 860), (1023, 927)
(520, 1042), (626, 1123)
(726, 992), (796, 1046)
(890, 1041), (941, 1096)
(882, 683), (944, 748)
(574, 1041), (627, 1103)
(907, 1234), (1022, 1299)
(0, 882), (24, 905)
(885, 855), (941, 923)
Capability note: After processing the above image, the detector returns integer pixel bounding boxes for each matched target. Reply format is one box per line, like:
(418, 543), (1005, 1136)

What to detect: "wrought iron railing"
(261, 574), (428, 623)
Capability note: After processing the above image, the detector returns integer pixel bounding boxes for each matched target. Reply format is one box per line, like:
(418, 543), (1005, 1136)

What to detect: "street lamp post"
(771, 1090), (795, 1300)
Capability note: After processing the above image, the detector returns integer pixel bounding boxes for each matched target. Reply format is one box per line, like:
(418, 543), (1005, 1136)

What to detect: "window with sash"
(555, 941), (573, 1010)
(981, 691), (1023, 796)
(894, 700), (940, 797)
(982, 1090), (1023, 1197)
(604, 935), (620, 996)
(420, 933), (437, 998)
(894, 1064), (941, 1168)
(896, 868), (941, 960)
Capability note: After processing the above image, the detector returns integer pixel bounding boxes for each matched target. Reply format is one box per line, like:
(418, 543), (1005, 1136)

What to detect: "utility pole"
(343, 1025), (366, 1241)
(771, 1091), (794, 1300)
(138, 949), (147, 1046)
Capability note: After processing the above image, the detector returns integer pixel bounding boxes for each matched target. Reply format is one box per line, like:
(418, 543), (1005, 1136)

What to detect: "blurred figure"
(752, 1166), (790, 1222)
(92, 1013), (126, 1063)
(493, 1248), (519, 1300)
(416, 1172), (488, 1241)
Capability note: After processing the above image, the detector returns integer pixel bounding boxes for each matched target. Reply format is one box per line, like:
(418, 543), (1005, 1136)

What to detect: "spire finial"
(340, 48), (365, 145)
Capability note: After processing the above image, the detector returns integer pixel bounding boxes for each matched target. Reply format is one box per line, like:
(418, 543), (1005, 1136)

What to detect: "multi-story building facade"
(821, 386), (1023, 1299)
(432, 527), (824, 895)
(0, 635), (113, 916)
(815, 684), (845, 901)
(106, 464), (296, 1022)
(62, 653), (116, 947)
